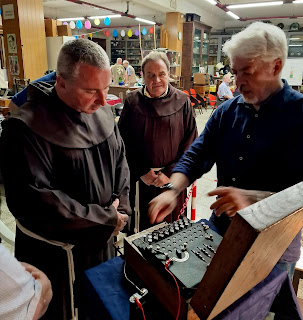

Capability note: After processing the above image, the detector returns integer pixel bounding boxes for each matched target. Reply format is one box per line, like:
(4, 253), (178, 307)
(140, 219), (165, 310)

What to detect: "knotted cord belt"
(16, 220), (78, 320)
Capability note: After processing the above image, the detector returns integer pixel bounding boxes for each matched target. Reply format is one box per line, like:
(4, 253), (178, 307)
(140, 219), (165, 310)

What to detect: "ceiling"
(42, 0), (303, 32)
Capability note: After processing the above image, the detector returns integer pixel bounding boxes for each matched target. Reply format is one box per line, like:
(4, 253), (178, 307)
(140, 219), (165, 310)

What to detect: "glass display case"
(288, 33), (303, 58)
(110, 37), (159, 75)
(182, 21), (211, 91)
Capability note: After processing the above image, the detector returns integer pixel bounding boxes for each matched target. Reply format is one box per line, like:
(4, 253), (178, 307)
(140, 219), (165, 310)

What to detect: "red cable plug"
(135, 296), (147, 320)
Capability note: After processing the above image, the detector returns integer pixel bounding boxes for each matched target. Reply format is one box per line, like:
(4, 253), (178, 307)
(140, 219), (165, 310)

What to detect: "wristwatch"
(160, 183), (179, 194)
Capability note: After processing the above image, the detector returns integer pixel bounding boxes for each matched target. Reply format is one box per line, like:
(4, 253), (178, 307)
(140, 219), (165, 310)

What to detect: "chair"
(208, 93), (217, 118)
(190, 88), (207, 113)
(183, 90), (202, 115)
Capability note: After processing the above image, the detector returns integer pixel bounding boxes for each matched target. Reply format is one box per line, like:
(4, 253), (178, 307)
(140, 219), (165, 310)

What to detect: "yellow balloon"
(128, 29), (133, 37)
(94, 18), (100, 26)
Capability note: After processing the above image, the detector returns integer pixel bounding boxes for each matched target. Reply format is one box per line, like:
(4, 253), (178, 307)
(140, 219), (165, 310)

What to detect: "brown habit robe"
(0, 82), (131, 319)
(118, 84), (197, 231)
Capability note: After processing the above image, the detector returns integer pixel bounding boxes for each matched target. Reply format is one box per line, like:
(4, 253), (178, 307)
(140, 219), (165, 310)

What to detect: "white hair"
(223, 22), (287, 68)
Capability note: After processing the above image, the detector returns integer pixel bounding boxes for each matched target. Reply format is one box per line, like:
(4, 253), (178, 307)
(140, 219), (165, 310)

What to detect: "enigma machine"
(124, 182), (303, 320)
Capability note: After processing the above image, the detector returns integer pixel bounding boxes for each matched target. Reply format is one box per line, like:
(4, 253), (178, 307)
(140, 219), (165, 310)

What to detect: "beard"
(241, 94), (258, 105)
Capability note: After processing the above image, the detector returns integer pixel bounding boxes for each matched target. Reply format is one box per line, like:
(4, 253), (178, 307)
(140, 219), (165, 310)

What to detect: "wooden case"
(124, 182), (303, 319)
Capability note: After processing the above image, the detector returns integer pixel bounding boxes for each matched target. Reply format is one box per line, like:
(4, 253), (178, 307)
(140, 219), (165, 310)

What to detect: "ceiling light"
(57, 17), (85, 21)
(290, 38), (301, 40)
(293, 0), (303, 3)
(289, 44), (303, 46)
(227, 1), (283, 9)
(205, 0), (217, 5)
(135, 17), (156, 25)
(88, 14), (121, 19)
(226, 11), (240, 19)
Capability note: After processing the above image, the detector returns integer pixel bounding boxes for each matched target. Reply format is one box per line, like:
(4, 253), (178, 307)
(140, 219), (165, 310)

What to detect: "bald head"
(117, 58), (122, 65)
(223, 74), (230, 84)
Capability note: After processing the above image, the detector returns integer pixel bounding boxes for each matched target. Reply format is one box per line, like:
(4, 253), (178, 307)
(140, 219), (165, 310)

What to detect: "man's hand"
(208, 187), (273, 217)
(112, 198), (129, 236)
(140, 170), (158, 186)
(148, 190), (178, 224)
(21, 262), (52, 320)
(152, 171), (170, 187)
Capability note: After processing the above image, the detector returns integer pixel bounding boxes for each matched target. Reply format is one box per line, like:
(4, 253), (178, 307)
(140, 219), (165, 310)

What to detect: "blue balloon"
(74, 36), (77, 39)
(142, 28), (147, 35)
(113, 29), (118, 38)
(104, 17), (111, 26)
(76, 20), (83, 29)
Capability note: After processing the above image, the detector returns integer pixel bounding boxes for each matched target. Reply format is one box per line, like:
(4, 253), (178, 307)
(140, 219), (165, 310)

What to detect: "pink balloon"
(84, 20), (91, 30)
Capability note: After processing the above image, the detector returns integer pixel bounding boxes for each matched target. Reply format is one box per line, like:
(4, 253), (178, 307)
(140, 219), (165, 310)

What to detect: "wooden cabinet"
(182, 21), (211, 91)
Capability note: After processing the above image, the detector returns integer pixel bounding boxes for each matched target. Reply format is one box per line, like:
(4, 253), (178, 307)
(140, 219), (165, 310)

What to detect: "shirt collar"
(237, 79), (297, 110)
(144, 85), (169, 98)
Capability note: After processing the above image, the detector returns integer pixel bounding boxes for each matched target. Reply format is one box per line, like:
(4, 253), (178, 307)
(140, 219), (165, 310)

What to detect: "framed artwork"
(7, 33), (17, 54)
(8, 55), (19, 75)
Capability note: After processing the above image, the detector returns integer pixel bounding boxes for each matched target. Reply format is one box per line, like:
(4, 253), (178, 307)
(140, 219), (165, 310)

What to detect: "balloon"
(142, 28), (147, 35)
(70, 21), (76, 29)
(95, 31), (99, 37)
(128, 29), (133, 37)
(106, 30), (110, 37)
(81, 34), (84, 38)
(135, 29), (139, 36)
(121, 29), (125, 37)
(94, 18), (100, 26)
(84, 20), (91, 30)
(149, 27), (154, 34)
(89, 33), (93, 39)
(74, 36), (77, 39)
(113, 29), (118, 38)
(104, 17), (111, 26)
(63, 22), (68, 25)
(76, 20), (83, 29)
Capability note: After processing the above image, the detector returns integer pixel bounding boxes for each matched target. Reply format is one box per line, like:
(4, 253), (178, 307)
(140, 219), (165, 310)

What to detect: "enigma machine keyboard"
(132, 216), (222, 298)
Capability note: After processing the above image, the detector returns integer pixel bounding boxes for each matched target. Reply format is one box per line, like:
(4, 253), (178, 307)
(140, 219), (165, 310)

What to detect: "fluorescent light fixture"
(227, 1), (283, 9)
(135, 17), (156, 25)
(88, 14), (121, 19)
(293, 0), (303, 3)
(205, 0), (217, 4)
(226, 11), (240, 19)
(289, 44), (303, 46)
(57, 17), (85, 21)
(290, 38), (301, 40)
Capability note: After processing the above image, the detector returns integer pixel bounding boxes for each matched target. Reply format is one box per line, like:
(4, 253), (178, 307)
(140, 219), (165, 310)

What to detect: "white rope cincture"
(16, 220), (78, 320)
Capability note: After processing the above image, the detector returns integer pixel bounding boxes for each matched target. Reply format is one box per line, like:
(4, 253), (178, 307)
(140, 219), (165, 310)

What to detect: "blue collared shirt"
(218, 81), (233, 100)
(173, 80), (303, 262)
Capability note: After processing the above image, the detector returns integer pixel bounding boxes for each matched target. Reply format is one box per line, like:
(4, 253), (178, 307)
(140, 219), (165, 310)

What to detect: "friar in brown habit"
(0, 39), (131, 319)
(119, 51), (197, 232)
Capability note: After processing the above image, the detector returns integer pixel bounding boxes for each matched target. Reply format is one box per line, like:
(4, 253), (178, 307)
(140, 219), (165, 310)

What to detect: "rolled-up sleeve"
(0, 244), (41, 320)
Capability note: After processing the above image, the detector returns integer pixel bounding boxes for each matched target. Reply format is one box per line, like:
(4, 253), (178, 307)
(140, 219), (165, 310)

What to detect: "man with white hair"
(148, 22), (303, 277)
(111, 57), (125, 85)
(217, 74), (233, 101)
(123, 59), (137, 86)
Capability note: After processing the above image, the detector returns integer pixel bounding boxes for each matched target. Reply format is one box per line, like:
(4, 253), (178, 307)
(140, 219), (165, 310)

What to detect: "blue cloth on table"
(84, 255), (302, 320)
(84, 256), (130, 320)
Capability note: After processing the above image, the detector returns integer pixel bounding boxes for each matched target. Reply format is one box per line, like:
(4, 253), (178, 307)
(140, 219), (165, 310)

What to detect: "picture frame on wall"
(7, 33), (17, 54)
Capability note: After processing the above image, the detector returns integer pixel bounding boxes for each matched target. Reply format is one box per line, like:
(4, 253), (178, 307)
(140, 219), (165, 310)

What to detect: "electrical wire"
(165, 259), (181, 320)
(123, 262), (143, 293)
(134, 297), (147, 320)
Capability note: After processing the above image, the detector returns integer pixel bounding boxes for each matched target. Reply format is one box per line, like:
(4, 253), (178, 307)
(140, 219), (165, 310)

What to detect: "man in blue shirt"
(217, 74), (234, 101)
(148, 21), (303, 277)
